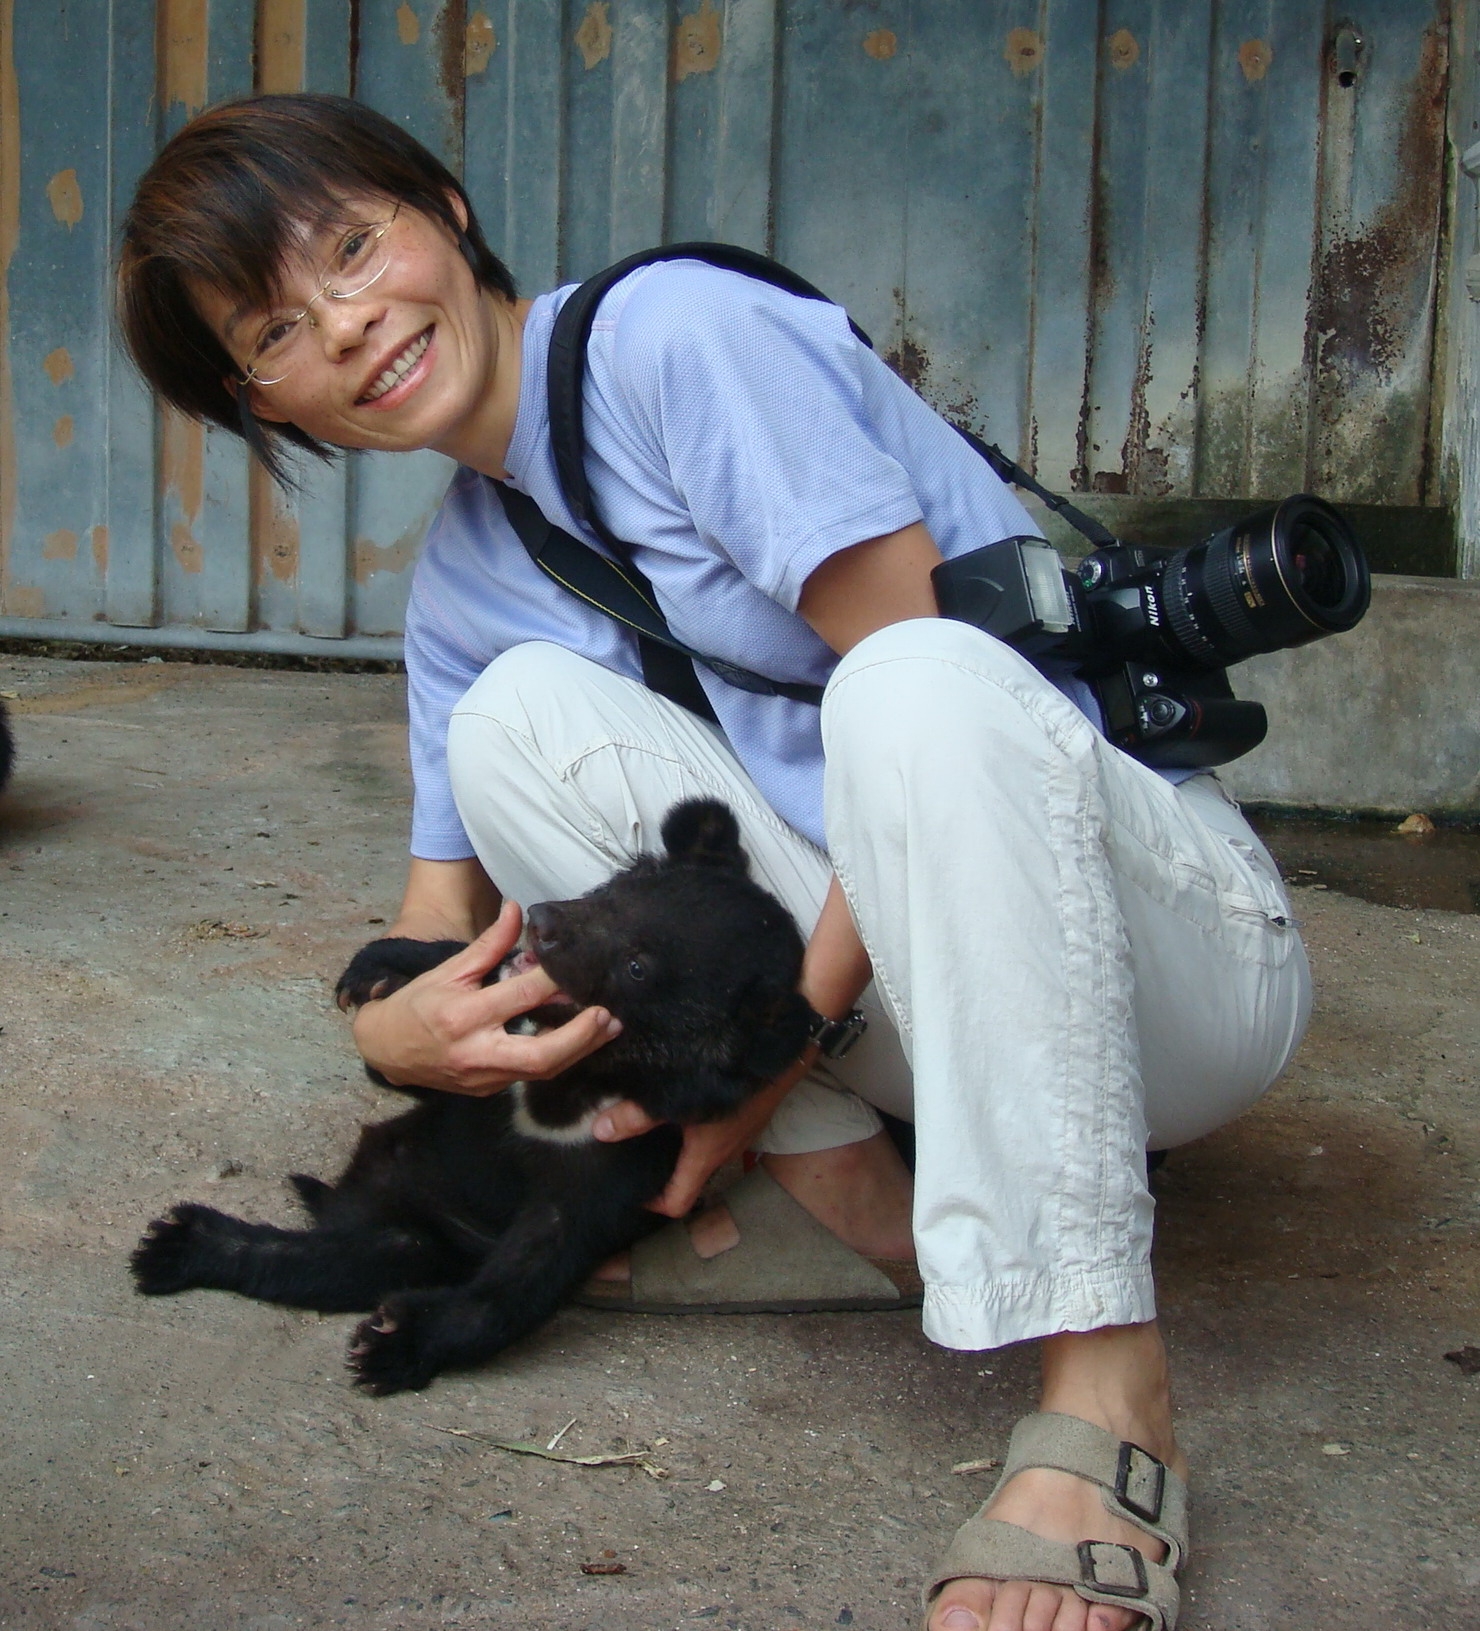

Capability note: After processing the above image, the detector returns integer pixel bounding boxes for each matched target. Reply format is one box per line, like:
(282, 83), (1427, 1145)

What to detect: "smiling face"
(190, 194), (527, 474)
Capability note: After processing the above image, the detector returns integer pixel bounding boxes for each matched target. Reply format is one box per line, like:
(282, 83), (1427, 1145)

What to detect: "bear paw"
(130, 1203), (222, 1295)
(347, 1297), (441, 1395)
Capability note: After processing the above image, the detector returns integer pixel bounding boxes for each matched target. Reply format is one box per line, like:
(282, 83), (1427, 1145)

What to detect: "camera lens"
(1158, 495), (1370, 667)
(1287, 522), (1345, 610)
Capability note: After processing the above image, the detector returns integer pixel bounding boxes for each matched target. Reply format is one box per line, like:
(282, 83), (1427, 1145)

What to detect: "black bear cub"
(131, 800), (811, 1394)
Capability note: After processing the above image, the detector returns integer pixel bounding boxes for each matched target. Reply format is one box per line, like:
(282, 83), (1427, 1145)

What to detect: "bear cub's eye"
(625, 957), (648, 982)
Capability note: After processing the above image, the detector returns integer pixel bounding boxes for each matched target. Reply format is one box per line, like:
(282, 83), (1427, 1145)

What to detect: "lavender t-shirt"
(404, 260), (1065, 860)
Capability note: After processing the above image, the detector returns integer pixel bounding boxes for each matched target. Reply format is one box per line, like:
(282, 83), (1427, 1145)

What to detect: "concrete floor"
(0, 651), (1476, 1631)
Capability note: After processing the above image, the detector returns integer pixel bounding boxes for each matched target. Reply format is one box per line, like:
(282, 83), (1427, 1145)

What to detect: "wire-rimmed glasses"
(239, 202), (403, 388)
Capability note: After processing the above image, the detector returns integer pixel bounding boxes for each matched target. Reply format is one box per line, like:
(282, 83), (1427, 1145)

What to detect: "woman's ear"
(445, 188), (470, 232)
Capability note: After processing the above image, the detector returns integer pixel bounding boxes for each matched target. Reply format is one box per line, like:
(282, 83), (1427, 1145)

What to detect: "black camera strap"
(498, 241), (1111, 718)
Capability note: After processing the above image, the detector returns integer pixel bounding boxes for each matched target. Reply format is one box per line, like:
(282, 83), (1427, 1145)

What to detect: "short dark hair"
(117, 93), (516, 487)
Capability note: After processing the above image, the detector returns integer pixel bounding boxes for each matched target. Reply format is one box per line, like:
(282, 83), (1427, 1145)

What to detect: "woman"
(119, 93), (1311, 1631)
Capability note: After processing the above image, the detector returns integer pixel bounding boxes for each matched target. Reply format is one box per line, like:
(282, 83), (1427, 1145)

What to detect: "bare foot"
(592, 1129), (915, 1282)
(927, 1323), (1186, 1631)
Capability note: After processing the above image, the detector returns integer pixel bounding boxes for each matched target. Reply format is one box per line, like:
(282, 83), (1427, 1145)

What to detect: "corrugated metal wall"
(0, 1), (1458, 652)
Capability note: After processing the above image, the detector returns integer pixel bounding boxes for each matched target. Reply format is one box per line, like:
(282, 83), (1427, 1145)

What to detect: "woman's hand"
(592, 1053), (816, 1217)
(352, 900), (622, 1096)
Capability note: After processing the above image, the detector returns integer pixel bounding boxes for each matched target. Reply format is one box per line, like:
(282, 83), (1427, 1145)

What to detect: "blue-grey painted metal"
(0, 1), (1458, 650)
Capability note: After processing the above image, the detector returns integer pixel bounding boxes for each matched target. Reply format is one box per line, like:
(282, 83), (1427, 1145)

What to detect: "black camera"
(932, 495), (1371, 769)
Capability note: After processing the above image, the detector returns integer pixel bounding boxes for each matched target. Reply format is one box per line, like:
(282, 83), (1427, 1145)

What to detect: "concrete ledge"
(1224, 574), (1480, 816)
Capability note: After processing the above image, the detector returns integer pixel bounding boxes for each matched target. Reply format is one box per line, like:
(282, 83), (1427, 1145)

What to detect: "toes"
(929, 1581), (994, 1630)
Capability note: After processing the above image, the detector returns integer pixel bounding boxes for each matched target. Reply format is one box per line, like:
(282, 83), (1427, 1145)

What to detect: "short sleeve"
(404, 582), (483, 862)
(604, 265), (925, 611)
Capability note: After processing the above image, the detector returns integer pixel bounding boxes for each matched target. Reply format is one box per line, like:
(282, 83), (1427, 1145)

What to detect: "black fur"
(0, 699), (12, 793)
(131, 799), (811, 1394)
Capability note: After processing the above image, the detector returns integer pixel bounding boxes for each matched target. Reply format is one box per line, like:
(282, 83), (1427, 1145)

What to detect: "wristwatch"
(805, 1006), (868, 1060)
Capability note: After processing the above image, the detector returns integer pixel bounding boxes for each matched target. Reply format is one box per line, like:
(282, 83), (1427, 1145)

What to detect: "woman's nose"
(311, 287), (385, 358)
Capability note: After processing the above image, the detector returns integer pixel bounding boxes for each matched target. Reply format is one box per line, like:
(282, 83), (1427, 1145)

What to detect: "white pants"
(445, 622), (1311, 1350)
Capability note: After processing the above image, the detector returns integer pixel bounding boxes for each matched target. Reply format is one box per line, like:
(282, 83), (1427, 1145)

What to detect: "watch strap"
(805, 1007), (868, 1060)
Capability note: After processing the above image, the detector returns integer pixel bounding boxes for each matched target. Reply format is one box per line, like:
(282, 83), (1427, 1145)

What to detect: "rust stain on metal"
(52, 415), (73, 449)
(46, 169), (83, 229)
(1312, 22), (1447, 392)
(353, 525), (423, 585)
(575, 3), (611, 71)
(883, 333), (929, 392)
(1119, 312), (1179, 498)
(161, 407), (205, 576)
(91, 525), (108, 574)
(465, 11), (496, 75)
(673, 0), (722, 82)
(42, 528), (78, 562)
(1004, 28), (1042, 77)
(1, 0), (19, 608)
(161, 0), (209, 115)
(5, 584), (43, 617)
(863, 29), (898, 62)
(171, 521), (204, 575)
(433, 1), (470, 104)
(250, 462), (300, 585)
(1238, 38), (1272, 83)
(257, 0), (307, 93)
(161, 408), (204, 521)
(1107, 28), (1140, 72)
(43, 347), (74, 385)
(397, 3), (421, 47)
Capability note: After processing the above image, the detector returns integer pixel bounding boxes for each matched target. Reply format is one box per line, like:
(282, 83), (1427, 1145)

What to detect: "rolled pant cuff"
(921, 1263), (1158, 1352)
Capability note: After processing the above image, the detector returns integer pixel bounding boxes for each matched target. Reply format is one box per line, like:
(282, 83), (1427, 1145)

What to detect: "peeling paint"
(353, 525), (424, 585)
(52, 415), (73, 448)
(171, 521), (204, 575)
(465, 11), (496, 76)
(161, 0), (209, 115)
(397, 3), (420, 48)
(91, 525), (108, 574)
(1004, 28), (1042, 78)
(43, 347), (73, 385)
(673, 0), (722, 82)
(161, 408), (205, 578)
(1107, 28), (1140, 72)
(575, 3), (612, 71)
(250, 463), (300, 586)
(863, 29), (898, 62)
(5, 585), (43, 617)
(258, 0), (306, 93)
(46, 167), (82, 228)
(1313, 25), (1446, 390)
(42, 528), (78, 561)
(1238, 38), (1272, 84)
(161, 409), (204, 524)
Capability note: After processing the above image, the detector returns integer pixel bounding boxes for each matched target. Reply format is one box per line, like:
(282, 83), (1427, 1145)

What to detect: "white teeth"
(361, 329), (430, 402)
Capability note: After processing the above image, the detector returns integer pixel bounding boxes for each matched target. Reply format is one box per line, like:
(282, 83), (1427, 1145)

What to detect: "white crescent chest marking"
(507, 1082), (623, 1146)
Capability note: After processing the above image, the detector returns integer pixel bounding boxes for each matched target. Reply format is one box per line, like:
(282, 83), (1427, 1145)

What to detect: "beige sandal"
(922, 1412), (1187, 1630)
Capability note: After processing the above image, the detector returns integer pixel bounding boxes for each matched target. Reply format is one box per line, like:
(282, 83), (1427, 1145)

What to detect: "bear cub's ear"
(660, 798), (746, 872)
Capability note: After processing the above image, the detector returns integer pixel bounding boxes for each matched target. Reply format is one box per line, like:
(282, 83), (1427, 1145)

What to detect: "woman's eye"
(625, 958), (646, 982)
(256, 317), (298, 354)
(335, 228), (373, 269)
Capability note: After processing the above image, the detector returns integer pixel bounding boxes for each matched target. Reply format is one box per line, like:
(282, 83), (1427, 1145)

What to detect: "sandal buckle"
(1114, 1440), (1166, 1524)
(1077, 1540), (1149, 1598)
